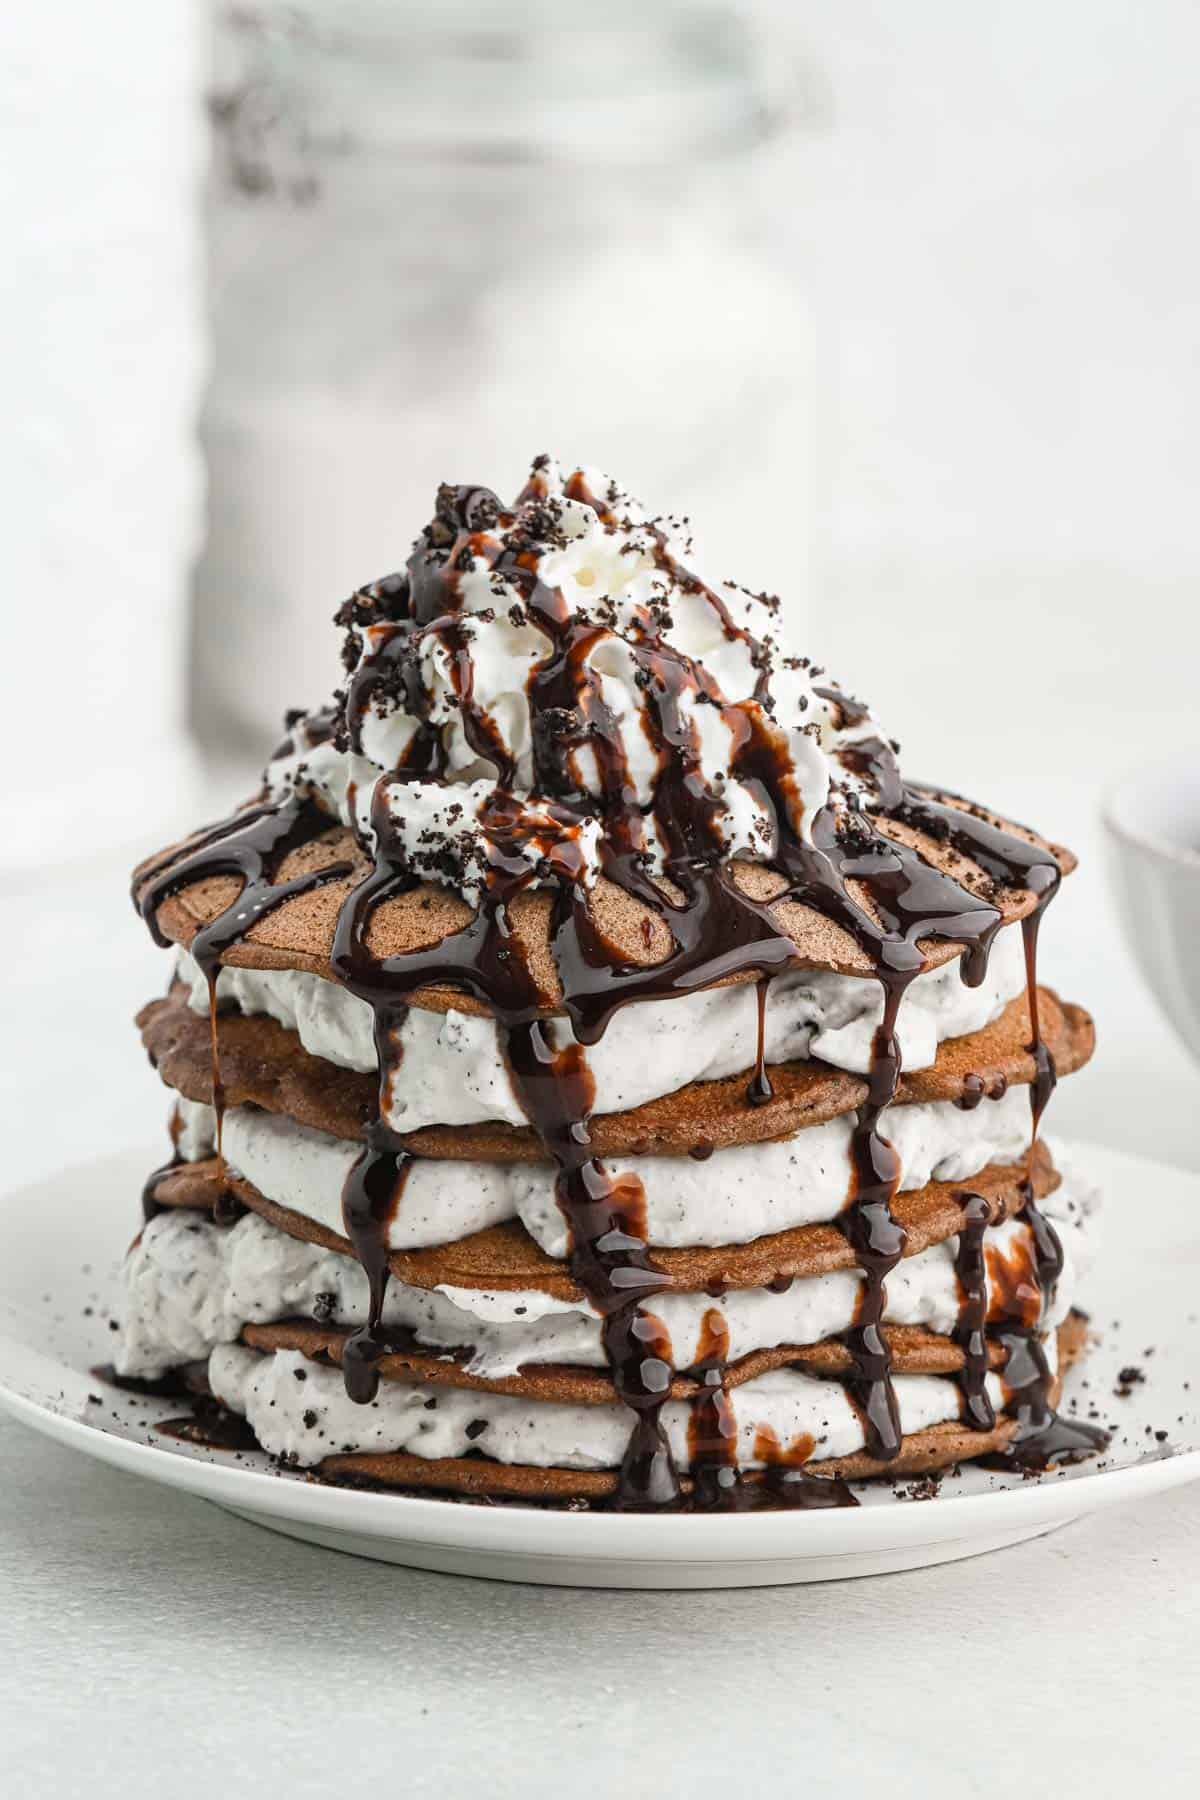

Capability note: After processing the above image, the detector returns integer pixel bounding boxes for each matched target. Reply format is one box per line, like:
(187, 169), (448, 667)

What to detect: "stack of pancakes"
(116, 462), (1103, 1509)
(125, 819), (1097, 1506)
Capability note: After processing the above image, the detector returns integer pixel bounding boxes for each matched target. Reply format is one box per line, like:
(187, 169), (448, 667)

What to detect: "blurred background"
(2, 0), (1198, 1176)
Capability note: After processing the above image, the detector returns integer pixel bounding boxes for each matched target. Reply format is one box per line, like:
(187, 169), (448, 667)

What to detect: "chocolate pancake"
(138, 982), (1094, 1159)
(147, 1141), (1057, 1299)
(133, 804), (1076, 1015)
(295, 1314), (1091, 1498)
(239, 1317), (1038, 1406)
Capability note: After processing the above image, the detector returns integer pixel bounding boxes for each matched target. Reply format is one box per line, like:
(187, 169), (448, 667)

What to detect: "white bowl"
(1104, 752), (1200, 1061)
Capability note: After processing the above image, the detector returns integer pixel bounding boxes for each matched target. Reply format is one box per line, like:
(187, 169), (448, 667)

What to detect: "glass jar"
(193, 0), (814, 752)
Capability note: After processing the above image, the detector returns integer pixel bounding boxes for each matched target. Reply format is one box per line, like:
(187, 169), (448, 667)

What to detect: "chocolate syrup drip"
(1023, 908), (1058, 1136)
(876, 786), (1104, 1465)
(957, 1073), (986, 1113)
(328, 772), (682, 1504)
(750, 1426), (859, 1510)
(686, 1311), (741, 1507)
(952, 1192), (997, 1432)
(506, 1019), (679, 1508)
(955, 1071), (1009, 1112)
(131, 474), (1101, 1504)
(837, 985), (910, 1460)
(134, 794), (348, 963)
(133, 794), (353, 1183)
(746, 976), (774, 1106)
(339, 1105), (414, 1404)
(687, 1377), (859, 1509)
(524, 593), (641, 828)
(983, 1329), (1108, 1470)
(981, 1188), (1108, 1469)
(688, 1366), (742, 1508)
(685, 1313), (857, 1510)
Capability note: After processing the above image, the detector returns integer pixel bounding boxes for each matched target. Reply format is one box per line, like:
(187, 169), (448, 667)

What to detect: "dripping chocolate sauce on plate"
(131, 472), (1105, 1506)
(90, 1362), (256, 1451)
(951, 1193), (997, 1434)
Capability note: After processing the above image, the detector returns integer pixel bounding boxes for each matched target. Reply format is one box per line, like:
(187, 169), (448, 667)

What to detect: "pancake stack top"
(123, 456), (1104, 1509)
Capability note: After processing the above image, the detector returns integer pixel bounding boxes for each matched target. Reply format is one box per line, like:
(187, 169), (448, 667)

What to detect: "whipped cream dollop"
(265, 456), (895, 900)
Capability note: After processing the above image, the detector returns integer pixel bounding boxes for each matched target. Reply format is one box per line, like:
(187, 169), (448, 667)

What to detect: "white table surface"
(2, 775), (1198, 1796)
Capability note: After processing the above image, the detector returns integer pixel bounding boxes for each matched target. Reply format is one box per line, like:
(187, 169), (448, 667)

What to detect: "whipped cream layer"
(177, 922), (1024, 1131)
(170, 1081), (1035, 1256)
(119, 1162), (1094, 1382)
(210, 1342), (1057, 1473)
(265, 457), (897, 897)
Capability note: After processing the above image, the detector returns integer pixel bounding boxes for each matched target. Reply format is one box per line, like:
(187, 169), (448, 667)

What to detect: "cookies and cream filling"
(207, 1341), (1058, 1474)
(118, 1160), (1094, 1383)
(174, 920), (1025, 1132)
(169, 1082), (1036, 1256)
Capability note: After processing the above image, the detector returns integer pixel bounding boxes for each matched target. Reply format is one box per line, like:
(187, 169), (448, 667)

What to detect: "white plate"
(0, 1141), (1196, 1588)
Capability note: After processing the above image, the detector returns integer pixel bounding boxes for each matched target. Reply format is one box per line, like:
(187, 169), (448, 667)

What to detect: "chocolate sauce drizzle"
(339, 1115), (414, 1404)
(951, 1192), (997, 1433)
(746, 976), (774, 1107)
(978, 1187), (1107, 1469)
(839, 987), (910, 1459)
(947, 882), (1106, 1467)
(686, 1313), (858, 1510)
(949, 1177), (1108, 1468)
(134, 796), (353, 1184)
(134, 472), (1102, 1505)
